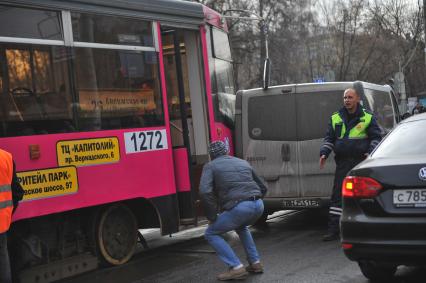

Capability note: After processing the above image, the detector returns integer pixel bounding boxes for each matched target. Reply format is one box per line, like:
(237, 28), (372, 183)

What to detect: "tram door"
(161, 29), (210, 223)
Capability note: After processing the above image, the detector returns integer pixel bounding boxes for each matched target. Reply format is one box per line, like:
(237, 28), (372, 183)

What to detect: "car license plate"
(393, 189), (426, 207)
(283, 199), (320, 208)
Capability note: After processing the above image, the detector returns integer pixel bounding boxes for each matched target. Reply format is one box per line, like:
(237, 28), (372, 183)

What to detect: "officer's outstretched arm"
(320, 118), (336, 162)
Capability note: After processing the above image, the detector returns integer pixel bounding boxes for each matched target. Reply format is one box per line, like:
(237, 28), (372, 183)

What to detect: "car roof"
(400, 113), (426, 124)
(238, 81), (391, 96)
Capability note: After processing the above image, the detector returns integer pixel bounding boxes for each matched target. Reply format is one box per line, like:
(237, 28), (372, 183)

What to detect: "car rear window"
(372, 119), (426, 157)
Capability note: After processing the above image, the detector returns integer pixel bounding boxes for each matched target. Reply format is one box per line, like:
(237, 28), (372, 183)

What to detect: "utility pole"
(222, 9), (270, 89)
(259, 0), (265, 84)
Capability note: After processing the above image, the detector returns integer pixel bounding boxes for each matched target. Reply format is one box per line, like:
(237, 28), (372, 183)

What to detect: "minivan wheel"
(358, 261), (397, 281)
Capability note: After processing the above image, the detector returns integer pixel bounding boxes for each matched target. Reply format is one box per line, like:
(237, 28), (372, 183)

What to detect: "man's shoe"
(217, 267), (249, 281)
(322, 232), (340, 241)
(245, 262), (264, 273)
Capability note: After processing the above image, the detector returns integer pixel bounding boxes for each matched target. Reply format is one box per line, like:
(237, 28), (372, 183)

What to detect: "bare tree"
(198, 0), (425, 96)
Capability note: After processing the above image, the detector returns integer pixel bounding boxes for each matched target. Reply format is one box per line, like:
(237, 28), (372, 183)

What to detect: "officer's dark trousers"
(0, 232), (12, 283)
(327, 157), (364, 234)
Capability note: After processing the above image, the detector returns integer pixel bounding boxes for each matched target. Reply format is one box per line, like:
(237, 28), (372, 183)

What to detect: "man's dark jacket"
(12, 162), (24, 212)
(199, 155), (267, 221)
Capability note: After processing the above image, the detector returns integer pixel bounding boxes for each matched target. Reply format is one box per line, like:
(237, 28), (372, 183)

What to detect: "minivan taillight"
(342, 176), (383, 198)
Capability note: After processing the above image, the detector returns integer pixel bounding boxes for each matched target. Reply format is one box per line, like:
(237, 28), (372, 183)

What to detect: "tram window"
(206, 27), (235, 128)
(214, 60), (235, 95)
(0, 44), (73, 137)
(162, 32), (191, 121)
(71, 13), (153, 47)
(0, 5), (62, 40)
(73, 48), (164, 130)
(211, 27), (232, 62)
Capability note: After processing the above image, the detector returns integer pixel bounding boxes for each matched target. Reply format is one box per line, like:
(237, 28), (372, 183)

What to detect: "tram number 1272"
(124, 129), (168, 154)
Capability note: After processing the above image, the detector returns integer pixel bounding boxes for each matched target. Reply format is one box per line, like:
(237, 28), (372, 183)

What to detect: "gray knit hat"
(209, 140), (228, 159)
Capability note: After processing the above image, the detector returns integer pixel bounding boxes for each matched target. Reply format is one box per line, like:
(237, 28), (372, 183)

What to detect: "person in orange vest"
(0, 148), (24, 283)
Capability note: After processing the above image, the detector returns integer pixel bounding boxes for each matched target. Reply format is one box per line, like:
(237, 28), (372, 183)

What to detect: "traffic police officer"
(319, 88), (382, 241)
(0, 148), (24, 283)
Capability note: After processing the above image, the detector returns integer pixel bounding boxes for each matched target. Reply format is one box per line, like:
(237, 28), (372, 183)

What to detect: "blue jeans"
(0, 232), (12, 283)
(205, 199), (264, 268)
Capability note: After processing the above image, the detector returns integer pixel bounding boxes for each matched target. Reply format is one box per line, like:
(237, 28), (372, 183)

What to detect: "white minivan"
(235, 81), (400, 222)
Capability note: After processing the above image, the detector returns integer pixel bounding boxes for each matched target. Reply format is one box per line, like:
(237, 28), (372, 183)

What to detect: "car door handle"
(281, 144), (290, 162)
(263, 175), (279, 182)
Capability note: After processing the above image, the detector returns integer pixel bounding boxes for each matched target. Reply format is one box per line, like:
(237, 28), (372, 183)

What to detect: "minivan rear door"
(295, 89), (342, 198)
(243, 87), (299, 198)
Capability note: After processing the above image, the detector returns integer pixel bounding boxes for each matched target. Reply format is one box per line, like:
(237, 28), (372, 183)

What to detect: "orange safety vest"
(0, 149), (13, 233)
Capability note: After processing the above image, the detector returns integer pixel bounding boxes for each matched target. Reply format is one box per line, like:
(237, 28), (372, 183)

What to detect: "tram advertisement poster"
(78, 89), (156, 113)
(57, 137), (120, 167)
(17, 166), (79, 201)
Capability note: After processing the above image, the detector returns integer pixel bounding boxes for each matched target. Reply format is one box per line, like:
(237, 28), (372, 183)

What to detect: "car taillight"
(342, 176), (383, 198)
(341, 243), (353, 250)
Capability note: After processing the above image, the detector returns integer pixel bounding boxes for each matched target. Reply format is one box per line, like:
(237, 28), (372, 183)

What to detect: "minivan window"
(372, 119), (426, 157)
(296, 91), (342, 140)
(363, 89), (394, 133)
(248, 94), (297, 141)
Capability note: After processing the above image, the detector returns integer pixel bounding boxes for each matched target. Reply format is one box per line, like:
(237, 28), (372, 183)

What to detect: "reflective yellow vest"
(0, 149), (13, 233)
(331, 110), (373, 139)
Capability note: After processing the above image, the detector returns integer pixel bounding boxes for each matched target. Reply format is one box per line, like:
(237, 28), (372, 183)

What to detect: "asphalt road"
(60, 210), (426, 283)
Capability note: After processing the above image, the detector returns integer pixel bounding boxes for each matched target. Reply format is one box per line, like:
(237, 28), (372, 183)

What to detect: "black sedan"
(341, 113), (426, 281)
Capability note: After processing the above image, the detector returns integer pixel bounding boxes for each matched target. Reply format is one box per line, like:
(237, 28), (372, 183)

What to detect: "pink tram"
(0, 0), (236, 281)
